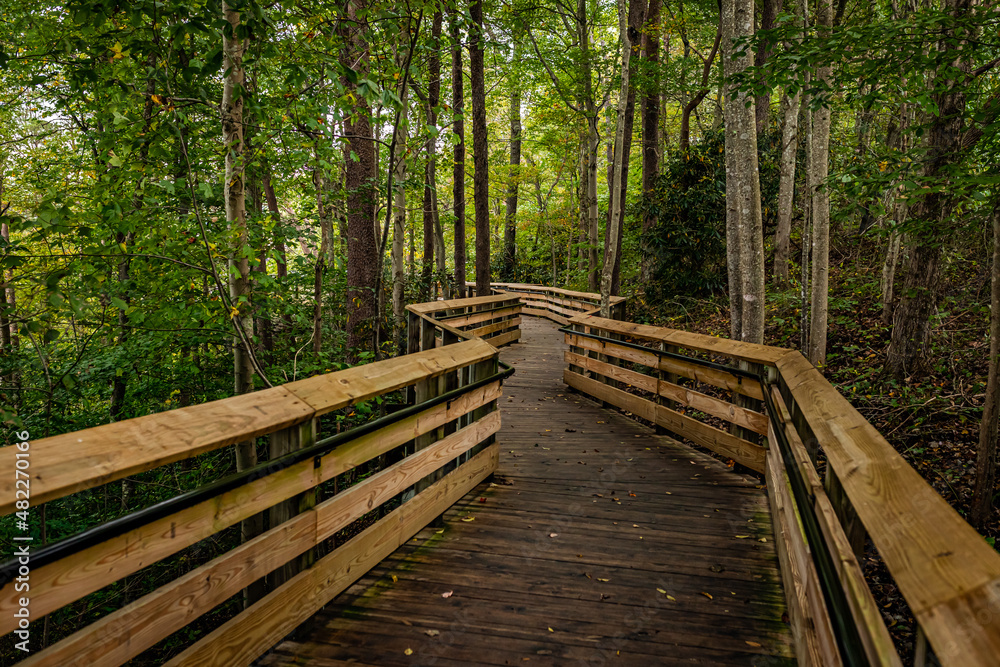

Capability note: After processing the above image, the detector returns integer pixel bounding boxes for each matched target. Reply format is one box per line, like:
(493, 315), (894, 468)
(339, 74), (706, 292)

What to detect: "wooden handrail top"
(571, 314), (788, 366)
(0, 338), (498, 515)
(406, 293), (518, 314)
(776, 351), (1000, 661)
(478, 281), (626, 303)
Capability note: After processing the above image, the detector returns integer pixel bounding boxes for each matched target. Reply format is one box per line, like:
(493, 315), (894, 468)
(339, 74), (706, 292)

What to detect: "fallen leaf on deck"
(597, 577), (610, 582)
(404, 648), (413, 655)
(548, 627), (554, 632)
(701, 592), (713, 600)
(549, 532), (559, 538)
(657, 588), (667, 594)
(392, 575), (398, 583)
(441, 591), (453, 598)
(745, 641), (761, 647)
(735, 535), (750, 539)
(425, 630), (440, 637)
(479, 497), (487, 503)
(461, 516), (475, 522)
(758, 538), (767, 542)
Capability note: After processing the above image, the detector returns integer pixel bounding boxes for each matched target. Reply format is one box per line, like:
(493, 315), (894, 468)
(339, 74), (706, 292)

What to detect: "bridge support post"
(268, 419), (317, 589)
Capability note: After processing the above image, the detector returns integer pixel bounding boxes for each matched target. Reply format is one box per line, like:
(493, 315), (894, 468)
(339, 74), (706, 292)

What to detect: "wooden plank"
(484, 328), (520, 348)
(0, 386), (314, 515)
(765, 443), (839, 667)
(468, 316), (521, 338)
(566, 314), (787, 365)
(657, 379), (768, 436)
(564, 350), (658, 394)
(23, 412), (502, 667)
(769, 387), (901, 666)
(406, 294), (514, 314)
(0, 382), (502, 633)
(563, 370), (765, 472)
(565, 332), (763, 400)
(163, 445), (499, 667)
(443, 305), (521, 329)
(281, 338), (496, 416)
(521, 307), (569, 325)
(776, 350), (1000, 666)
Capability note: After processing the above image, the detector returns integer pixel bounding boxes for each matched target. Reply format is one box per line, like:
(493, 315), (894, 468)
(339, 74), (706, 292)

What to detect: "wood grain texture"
(564, 370), (766, 473)
(0, 382), (502, 635)
(568, 314), (787, 365)
(777, 350), (1000, 665)
(262, 316), (792, 667)
(23, 411), (502, 667)
(164, 445), (499, 666)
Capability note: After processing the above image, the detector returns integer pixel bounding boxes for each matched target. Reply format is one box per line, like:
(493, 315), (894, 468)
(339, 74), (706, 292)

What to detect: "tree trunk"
(639, 0), (661, 283)
(312, 167), (331, 357)
(392, 65), (409, 354)
(754, 0), (783, 134)
(579, 0), (600, 292)
(773, 89), (800, 286)
(262, 165), (293, 345)
(452, 11), (467, 297)
(470, 0), (491, 296)
(800, 96), (813, 353)
(601, 0), (633, 316)
(885, 0), (972, 378)
(222, 0), (263, 607)
(971, 206), (1000, 529)
(502, 36), (522, 281)
(342, 0), (378, 361)
(807, 0), (833, 365)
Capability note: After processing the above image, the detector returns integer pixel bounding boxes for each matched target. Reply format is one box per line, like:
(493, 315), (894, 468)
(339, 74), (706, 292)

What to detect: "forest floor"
(633, 249), (996, 660)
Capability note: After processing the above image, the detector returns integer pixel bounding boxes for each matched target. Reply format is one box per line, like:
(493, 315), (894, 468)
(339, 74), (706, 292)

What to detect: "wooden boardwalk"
(261, 317), (794, 666)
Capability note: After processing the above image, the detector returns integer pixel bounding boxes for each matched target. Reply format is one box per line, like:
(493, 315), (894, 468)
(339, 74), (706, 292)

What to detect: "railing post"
(268, 418), (316, 588)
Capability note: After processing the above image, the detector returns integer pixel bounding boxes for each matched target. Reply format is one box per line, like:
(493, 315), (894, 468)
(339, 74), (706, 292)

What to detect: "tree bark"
(754, 0), (783, 134)
(885, 0), (972, 378)
(341, 0), (378, 361)
(579, 0), (600, 292)
(807, 0), (833, 365)
(773, 89), (800, 286)
(470, 0), (491, 296)
(452, 11), (467, 297)
(222, 0), (262, 607)
(972, 206), (1000, 528)
(502, 36), (522, 281)
(392, 60), (409, 354)
(639, 0), (661, 283)
(312, 167), (331, 357)
(602, 0), (633, 316)
(421, 11), (442, 301)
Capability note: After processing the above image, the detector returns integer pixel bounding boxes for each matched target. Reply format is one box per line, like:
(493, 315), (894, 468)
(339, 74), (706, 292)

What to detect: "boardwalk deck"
(260, 317), (794, 666)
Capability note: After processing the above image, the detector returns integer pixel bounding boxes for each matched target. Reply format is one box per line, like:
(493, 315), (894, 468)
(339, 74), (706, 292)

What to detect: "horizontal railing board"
(407, 294), (518, 314)
(565, 332), (764, 400)
(0, 381), (502, 633)
(24, 411), (501, 667)
(769, 387), (901, 666)
(521, 307), (569, 325)
(283, 338), (497, 416)
(564, 351), (767, 436)
(0, 339), (497, 516)
(163, 444), (499, 666)
(564, 370), (765, 473)
(776, 350), (1000, 665)
(569, 315), (787, 366)
(442, 305), (521, 329)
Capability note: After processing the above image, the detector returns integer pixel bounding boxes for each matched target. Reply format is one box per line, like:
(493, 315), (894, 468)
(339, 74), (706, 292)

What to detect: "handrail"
(529, 293), (1000, 667)
(0, 307), (515, 665)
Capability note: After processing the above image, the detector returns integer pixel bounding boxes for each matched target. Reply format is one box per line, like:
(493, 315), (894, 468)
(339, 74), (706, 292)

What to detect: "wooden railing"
(548, 301), (1000, 667)
(407, 292), (523, 350)
(467, 281), (625, 324)
(0, 297), (518, 666)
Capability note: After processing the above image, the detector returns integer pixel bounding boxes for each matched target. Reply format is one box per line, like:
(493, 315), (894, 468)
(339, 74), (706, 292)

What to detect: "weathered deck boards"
(260, 317), (794, 666)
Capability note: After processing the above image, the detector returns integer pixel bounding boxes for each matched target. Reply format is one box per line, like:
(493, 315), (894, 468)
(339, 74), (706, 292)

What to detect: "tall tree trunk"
(262, 166), (293, 345)
(754, 0), (783, 134)
(800, 95), (813, 353)
(807, 0), (833, 365)
(639, 0), (661, 284)
(577, 131), (589, 275)
(392, 65), (409, 354)
(312, 167), (332, 357)
(502, 37), (522, 281)
(773, 89), (800, 285)
(422, 11), (443, 300)
(723, 0), (764, 343)
(222, 0), (263, 607)
(602, 0), (633, 316)
(722, 0), (742, 340)
(470, 0), (491, 296)
(885, 0), (972, 378)
(342, 0), (378, 360)
(452, 11), (467, 297)
(972, 206), (1000, 528)
(579, 0), (600, 292)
